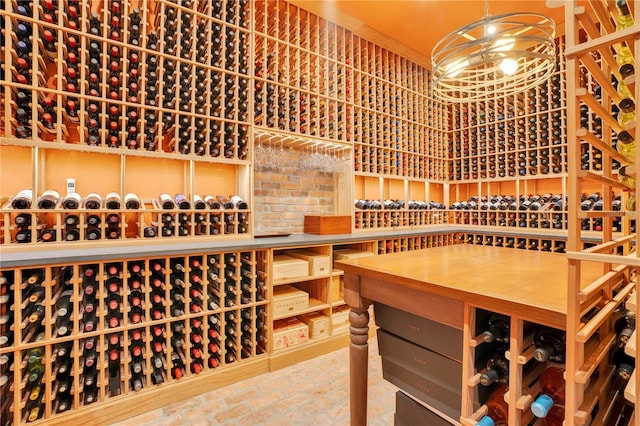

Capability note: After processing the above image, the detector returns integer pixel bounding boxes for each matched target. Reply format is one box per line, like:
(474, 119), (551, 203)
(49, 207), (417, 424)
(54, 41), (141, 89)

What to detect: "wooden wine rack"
(0, 0), (253, 248)
(253, 0), (447, 183)
(564, 0), (640, 425)
(0, 249), (270, 425)
(375, 233), (458, 255)
(1, 198), (251, 245)
(1, 0), (251, 157)
(449, 38), (567, 183)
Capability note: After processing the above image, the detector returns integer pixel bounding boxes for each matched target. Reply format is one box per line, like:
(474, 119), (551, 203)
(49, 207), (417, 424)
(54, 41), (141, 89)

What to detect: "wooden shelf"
(272, 273), (332, 287)
(273, 297), (328, 321)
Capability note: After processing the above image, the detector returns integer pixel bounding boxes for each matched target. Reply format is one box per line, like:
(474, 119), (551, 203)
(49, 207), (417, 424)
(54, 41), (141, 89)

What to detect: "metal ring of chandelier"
(431, 12), (557, 102)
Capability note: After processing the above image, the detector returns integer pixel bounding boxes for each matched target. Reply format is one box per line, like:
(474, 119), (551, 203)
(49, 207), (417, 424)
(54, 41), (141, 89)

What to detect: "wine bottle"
(475, 383), (509, 426)
(11, 189), (33, 209)
(40, 228), (57, 242)
(124, 193), (141, 209)
(533, 326), (566, 363)
(530, 365), (565, 423)
(174, 194), (191, 209)
(38, 189), (60, 209)
(105, 192), (122, 209)
(479, 348), (509, 386)
(216, 195), (234, 209)
(615, 0), (636, 78)
(204, 195), (221, 209)
(62, 192), (82, 209)
(158, 193), (175, 209)
(614, 309), (636, 345)
(617, 44), (636, 79)
(479, 313), (510, 344)
(230, 195), (248, 209)
(618, 166), (635, 189)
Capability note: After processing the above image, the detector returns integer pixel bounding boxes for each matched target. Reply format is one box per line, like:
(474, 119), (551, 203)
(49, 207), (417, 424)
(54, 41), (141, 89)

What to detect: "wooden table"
(336, 244), (604, 426)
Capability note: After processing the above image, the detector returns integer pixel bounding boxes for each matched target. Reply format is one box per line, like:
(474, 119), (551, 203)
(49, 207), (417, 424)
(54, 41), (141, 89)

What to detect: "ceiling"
(291, 1), (567, 67)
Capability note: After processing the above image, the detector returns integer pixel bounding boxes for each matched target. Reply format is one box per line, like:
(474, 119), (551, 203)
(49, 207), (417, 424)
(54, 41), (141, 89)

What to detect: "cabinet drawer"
(395, 391), (456, 426)
(375, 303), (463, 362)
(378, 330), (461, 421)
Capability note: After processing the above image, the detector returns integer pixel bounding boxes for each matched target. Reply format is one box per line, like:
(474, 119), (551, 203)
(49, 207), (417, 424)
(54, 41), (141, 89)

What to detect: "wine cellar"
(0, 0), (639, 425)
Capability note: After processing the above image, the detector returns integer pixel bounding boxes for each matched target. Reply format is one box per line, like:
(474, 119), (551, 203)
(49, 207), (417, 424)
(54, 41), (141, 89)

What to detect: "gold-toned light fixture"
(431, 0), (557, 102)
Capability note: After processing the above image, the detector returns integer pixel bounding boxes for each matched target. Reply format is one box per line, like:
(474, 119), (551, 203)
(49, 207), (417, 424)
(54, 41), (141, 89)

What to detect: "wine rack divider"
(565, 0), (640, 424)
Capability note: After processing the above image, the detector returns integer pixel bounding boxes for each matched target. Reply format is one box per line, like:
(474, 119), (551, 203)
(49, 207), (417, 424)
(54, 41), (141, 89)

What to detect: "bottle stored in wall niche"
(174, 194), (191, 209)
(105, 192), (122, 209)
(479, 347), (509, 386)
(533, 326), (566, 363)
(475, 383), (509, 426)
(11, 189), (33, 209)
(616, 0), (636, 78)
(62, 192), (82, 209)
(38, 190), (60, 209)
(617, 81), (634, 112)
(230, 195), (248, 209)
(124, 193), (141, 209)
(158, 193), (175, 209)
(193, 195), (207, 210)
(614, 309), (636, 345)
(216, 195), (234, 209)
(618, 166), (636, 189)
(530, 365), (565, 425)
(204, 195), (221, 209)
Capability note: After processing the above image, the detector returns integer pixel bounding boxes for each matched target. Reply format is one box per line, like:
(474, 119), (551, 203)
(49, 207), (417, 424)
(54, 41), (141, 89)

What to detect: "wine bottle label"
(124, 193), (141, 209)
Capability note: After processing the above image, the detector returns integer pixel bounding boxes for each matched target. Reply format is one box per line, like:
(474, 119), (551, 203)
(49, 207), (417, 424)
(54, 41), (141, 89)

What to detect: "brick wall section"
(254, 149), (337, 234)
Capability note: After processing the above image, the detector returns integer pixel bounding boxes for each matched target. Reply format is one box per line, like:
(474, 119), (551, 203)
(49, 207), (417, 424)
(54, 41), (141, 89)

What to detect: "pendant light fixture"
(431, 0), (557, 102)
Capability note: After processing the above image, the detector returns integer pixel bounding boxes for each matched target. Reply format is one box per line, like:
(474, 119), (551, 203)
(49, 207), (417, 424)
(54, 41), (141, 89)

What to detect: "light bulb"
(494, 37), (515, 52)
(499, 58), (518, 75)
(484, 23), (497, 37)
(446, 58), (469, 78)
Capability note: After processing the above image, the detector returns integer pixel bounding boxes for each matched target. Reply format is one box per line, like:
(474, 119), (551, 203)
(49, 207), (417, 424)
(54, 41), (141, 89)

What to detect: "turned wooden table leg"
(343, 272), (372, 426)
(349, 306), (370, 426)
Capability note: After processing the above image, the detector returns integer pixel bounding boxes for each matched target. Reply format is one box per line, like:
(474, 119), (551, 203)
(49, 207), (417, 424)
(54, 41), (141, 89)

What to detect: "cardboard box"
(304, 215), (351, 235)
(289, 250), (331, 276)
(273, 317), (309, 351)
(333, 249), (375, 260)
(273, 285), (309, 317)
(330, 274), (344, 303)
(272, 255), (308, 281)
(297, 312), (329, 339)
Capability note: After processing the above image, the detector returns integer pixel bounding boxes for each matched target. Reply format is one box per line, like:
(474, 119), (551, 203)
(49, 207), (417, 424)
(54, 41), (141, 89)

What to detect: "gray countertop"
(1, 226), (458, 267)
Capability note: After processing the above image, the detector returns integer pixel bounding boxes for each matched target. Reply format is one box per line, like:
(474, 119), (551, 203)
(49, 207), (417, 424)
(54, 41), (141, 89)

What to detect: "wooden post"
(344, 272), (371, 426)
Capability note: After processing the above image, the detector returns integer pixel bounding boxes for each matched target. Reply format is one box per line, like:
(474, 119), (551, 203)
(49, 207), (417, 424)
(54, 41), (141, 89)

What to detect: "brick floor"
(110, 337), (398, 426)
